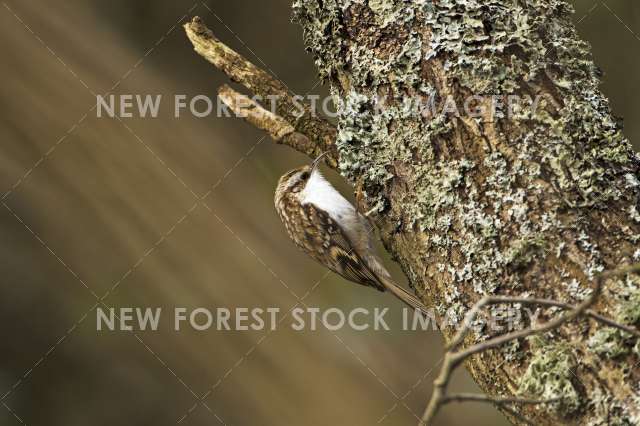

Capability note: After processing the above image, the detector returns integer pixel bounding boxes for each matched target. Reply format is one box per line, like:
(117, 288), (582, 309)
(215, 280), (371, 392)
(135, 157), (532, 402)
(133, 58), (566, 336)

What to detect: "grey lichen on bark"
(292, 0), (640, 424)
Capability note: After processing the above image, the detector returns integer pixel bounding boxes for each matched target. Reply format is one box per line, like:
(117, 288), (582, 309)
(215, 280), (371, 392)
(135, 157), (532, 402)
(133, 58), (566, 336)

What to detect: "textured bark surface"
(292, 1), (640, 424)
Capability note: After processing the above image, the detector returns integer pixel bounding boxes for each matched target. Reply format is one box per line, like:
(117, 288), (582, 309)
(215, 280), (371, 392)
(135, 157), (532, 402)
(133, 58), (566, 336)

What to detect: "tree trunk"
(292, 0), (640, 424)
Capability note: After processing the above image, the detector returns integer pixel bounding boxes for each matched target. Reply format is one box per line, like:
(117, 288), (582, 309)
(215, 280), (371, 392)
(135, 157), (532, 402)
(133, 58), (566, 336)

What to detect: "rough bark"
(290, 1), (640, 425)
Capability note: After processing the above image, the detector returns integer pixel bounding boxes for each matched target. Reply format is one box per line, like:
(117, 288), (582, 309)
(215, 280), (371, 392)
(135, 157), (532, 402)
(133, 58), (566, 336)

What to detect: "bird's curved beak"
(311, 151), (329, 171)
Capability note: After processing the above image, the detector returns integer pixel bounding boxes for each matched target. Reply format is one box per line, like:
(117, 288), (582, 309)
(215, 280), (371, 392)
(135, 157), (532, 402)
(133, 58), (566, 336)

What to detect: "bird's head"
(275, 152), (329, 200)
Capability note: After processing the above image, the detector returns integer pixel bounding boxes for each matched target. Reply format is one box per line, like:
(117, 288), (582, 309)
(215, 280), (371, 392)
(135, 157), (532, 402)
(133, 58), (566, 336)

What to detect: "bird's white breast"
(301, 170), (360, 231)
(300, 169), (380, 264)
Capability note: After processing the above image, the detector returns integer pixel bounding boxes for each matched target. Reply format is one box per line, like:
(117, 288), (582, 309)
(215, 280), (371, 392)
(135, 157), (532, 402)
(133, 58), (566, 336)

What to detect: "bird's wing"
(302, 203), (385, 291)
(303, 204), (429, 313)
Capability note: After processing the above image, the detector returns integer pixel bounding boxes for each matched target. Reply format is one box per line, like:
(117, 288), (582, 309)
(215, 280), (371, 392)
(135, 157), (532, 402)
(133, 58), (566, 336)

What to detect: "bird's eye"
(300, 171), (309, 180)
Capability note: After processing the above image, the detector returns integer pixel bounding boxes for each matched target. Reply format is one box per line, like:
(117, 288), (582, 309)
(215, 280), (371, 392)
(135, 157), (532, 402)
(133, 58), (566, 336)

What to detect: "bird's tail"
(383, 279), (429, 315)
(372, 277), (428, 316)
(362, 253), (429, 315)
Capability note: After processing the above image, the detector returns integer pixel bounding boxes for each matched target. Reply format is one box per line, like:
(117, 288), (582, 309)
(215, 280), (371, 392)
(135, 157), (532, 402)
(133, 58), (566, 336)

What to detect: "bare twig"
(184, 17), (337, 164)
(442, 393), (562, 426)
(443, 393), (561, 406)
(421, 263), (640, 425)
(447, 295), (640, 352)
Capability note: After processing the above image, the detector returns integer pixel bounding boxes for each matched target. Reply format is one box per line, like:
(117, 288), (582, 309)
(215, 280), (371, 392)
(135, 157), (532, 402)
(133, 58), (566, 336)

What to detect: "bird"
(274, 152), (427, 313)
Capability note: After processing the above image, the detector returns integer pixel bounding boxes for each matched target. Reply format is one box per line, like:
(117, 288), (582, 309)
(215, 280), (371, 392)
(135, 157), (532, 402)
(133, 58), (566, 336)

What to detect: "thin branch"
(447, 295), (640, 352)
(421, 263), (640, 425)
(184, 17), (337, 165)
(441, 393), (563, 426)
(442, 393), (562, 406)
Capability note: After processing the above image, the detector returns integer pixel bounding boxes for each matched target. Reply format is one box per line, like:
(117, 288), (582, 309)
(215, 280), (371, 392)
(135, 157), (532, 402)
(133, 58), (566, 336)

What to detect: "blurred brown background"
(0, 1), (638, 425)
